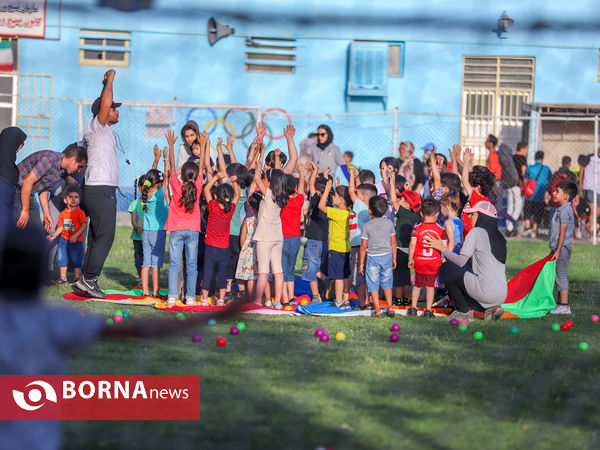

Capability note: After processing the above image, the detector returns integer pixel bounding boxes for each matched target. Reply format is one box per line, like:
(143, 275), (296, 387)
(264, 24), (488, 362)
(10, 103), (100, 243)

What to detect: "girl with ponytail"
(164, 130), (204, 308)
(141, 149), (169, 298)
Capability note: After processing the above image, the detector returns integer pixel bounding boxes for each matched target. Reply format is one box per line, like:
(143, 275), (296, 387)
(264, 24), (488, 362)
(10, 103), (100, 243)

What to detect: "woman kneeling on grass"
(423, 200), (507, 322)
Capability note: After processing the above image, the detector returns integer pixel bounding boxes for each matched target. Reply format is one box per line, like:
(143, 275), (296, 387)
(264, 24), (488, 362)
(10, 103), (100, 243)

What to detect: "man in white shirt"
(74, 69), (121, 298)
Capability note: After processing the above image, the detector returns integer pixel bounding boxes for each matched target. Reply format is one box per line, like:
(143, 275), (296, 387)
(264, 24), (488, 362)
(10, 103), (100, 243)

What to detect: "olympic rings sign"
(204, 119), (236, 151)
(262, 108), (292, 140)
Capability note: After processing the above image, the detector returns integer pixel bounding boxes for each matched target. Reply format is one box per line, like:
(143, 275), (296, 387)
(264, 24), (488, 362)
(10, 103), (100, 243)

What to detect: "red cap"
(399, 190), (421, 211)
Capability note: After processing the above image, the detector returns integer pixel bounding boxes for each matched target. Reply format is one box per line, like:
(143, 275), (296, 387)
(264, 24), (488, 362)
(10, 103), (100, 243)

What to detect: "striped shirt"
(17, 150), (64, 194)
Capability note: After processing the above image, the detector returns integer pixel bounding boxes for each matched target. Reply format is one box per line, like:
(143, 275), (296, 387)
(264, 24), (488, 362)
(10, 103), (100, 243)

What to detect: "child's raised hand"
(165, 129), (177, 147)
(226, 136), (233, 152)
(199, 130), (208, 145)
(349, 166), (358, 178)
(451, 144), (462, 160)
(335, 176), (340, 187)
(283, 124), (295, 139)
(216, 137), (223, 151)
(256, 121), (267, 139)
(163, 146), (168, 159)
(229, 175), (238, 184)
(324, 167), (331, 179)
(153, 144), (160, 159)
(325, 178), (333, 189)
(306, 161), (316, 172)
(463, 147), (474, 162)
(297, 163), (306, 174)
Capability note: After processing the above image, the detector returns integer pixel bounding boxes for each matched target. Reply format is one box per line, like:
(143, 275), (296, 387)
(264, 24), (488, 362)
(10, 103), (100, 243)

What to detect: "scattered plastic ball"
(192, 333), (202, 343)
(113, 315), (123, 323)
(315, 328), (326, 338)
(230, 326), (240, 336)
(216, 337), (227, 347)
(560, 323), (569, 331)
(389, 333), (399, 343)
(509, 326), (519, 334)
(208, 318), (217, 326)
(335, 332), (346, 341)
(473, 331), (483, 340)
(552, 323), (561, 332)
(458, 324), (467, 332)
(105, 318), (114, 325)
(449, 318), (459, 326)
(300, 298), (310, 306)
(566, 320), (574, 329)
(284, 305), (293, 311)
(579, 342), (589, 351)
(320, 334), (330, 343)
(591, 314), (599, 323)
(237, 322), (246, 331)
(459, 320), (470, 327)
(176, 312), (186, 321)
(122, 311), (130, 319)
(114, 310), (123, 317)
(390, 323), (401, 332)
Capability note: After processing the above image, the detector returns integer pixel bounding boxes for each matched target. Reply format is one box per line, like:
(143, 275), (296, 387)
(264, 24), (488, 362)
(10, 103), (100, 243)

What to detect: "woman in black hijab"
(309, 124), (345, 175)
(424, 200), (508, 321)
(0, 127), (27, 230)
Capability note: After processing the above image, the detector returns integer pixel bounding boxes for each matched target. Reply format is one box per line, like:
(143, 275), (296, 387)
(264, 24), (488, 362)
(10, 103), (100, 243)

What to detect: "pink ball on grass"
(390, 323), (401, 332)
(230, 326), (240, 336)
(315, 328), (326, 338)
(320, 334), (330, 343)
(192, 333), (202, 343)
(449, 318), (459, 326)
(113, 315), (123, 323)
(459, 320), (469, 327)
(591, 314), (599, 323)
(389, 333), (399, 343)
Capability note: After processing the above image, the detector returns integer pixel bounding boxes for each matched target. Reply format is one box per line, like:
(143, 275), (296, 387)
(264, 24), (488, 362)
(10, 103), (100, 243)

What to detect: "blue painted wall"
(14, 0), (600, 208)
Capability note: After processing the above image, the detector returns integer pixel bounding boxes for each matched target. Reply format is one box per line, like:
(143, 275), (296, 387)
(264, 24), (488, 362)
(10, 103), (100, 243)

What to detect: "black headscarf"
(0, 127), (27, 186)
(316, 124), (334, 150)
(474, 213), (507, 264)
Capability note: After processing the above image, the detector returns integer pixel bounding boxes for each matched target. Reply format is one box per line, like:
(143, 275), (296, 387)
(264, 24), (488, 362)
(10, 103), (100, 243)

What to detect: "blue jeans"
(301, 239), (328, 282)
(168, 230), (199, 299)
(282, 236), (301, 282)
(57, 238), (84, 268)
(142, 230), (167, 268)
(365, 253), (393, 292)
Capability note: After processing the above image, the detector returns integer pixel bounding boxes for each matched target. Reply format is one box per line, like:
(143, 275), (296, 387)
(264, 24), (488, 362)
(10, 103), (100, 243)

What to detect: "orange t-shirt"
(487, 149), (502, 180)
(462, 190), (488, 239)
(58, 208), (86, 241)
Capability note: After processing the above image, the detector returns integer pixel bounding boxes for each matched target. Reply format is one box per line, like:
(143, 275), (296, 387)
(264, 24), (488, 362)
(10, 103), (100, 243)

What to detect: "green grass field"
(46, 228), (600, 449)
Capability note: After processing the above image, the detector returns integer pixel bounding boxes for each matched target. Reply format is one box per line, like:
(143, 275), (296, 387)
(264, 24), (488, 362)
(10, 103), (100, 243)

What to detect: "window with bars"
(79, 30), (130, 67)
(462, 56), (535, 118)
(244, 37), (296, 74)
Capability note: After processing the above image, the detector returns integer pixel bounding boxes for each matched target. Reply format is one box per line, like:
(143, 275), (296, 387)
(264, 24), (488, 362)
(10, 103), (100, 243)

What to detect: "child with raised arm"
(461, 147), (496, 238)
(164, 129), (204, 308)
(140, 147), (170, 297)
(301, 161), (330, 302)
(440, 192), (464, 254)
(201, 172), (241, 306)
(389, 173), (422, 305)
(549, 180), (578, 315)
(318, 177), (353, 309)
(280, 165), (306, 305)
(348, 166), (377, 308)
(46, 185), (87, 286)
(408, 198), (447, 318)
(359, 196), (397, 317)
(235, 193), (262, 301)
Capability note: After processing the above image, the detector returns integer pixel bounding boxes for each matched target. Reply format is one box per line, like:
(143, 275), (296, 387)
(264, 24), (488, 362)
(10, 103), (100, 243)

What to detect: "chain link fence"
(12, 95), (599, 243)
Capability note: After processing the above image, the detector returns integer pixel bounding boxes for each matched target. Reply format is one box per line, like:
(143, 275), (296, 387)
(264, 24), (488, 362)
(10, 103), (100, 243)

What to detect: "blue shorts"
(282, 236), (301, 282)
(365, 253), (393, 292)
(301, 239), (327, 282)
(57, 238), (84, 268)
(327, 250), (350, 280)
(142, 230), (167, 268)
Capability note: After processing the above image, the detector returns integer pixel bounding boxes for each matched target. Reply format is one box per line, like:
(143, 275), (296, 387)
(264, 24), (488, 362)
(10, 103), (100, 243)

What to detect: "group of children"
(110, 120), (577, 316)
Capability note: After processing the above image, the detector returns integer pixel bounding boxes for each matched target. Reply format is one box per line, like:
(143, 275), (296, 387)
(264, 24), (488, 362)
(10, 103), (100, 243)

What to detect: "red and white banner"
(0, 375), (200, 420)
(0, 0), (46, 38)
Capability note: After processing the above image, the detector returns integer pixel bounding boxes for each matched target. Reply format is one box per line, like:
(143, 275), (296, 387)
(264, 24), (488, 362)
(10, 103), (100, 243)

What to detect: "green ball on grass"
(473, 331), (483, 340)
(579, 342), (589, 351)
(458, 324), (467, 332)
(551, 323), (561, 332)
(106, 318), (114, 325)
(176, 312), (186, 321)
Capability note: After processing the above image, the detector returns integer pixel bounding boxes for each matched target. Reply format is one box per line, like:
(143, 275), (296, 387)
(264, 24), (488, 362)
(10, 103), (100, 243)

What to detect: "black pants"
(82, 185), (116, 278)
(440, 262), (485, 313)
(227, 234), (241, 280)
(133, 239), (143, 273)
(202, 244), (230, 291)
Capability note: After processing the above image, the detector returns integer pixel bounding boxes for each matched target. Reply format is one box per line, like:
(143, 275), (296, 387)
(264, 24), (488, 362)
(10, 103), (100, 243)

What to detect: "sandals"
(273, 302), (283, 310)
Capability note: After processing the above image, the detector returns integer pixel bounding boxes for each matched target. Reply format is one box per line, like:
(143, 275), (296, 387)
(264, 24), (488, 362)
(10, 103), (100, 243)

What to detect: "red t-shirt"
(411, 222), (447, 275)
(165, 172), (203, 232)
(58, 208), (86, 241)
(487, 149), (502, 180)
(462, 190), (488, 238)
(204, 199), (236, 248)
(280, 193), (304, 238)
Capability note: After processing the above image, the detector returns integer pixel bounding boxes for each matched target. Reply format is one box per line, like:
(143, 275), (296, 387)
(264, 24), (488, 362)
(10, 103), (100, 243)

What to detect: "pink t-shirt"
(164, 172), (203, 232)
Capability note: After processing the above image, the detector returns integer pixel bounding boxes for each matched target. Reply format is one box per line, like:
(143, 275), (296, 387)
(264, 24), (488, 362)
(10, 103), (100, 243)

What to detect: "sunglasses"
(318, 132), (327, 136)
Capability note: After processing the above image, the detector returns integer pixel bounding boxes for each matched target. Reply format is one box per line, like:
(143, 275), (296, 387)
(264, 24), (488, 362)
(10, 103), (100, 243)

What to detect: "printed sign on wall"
(0, 1), (46, 38)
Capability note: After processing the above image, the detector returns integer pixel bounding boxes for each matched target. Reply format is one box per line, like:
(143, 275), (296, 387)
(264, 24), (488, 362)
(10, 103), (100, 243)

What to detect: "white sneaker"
(200, 298), (209, 307)
(186, 298), (196, 306)
(265, 300), (273, 308)
(166, 298), (177, 308)
(216, 298), (225, 307)
(550, 304), (572, 314)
